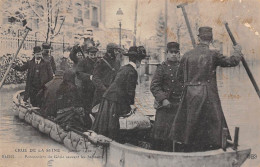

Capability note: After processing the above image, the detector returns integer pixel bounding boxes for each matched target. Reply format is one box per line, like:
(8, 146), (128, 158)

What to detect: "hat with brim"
(33, 46), (42, 54)
(42, 43), (51, 50)
(87, 46), (99, 53)
(198, 26), (213, 40)
(124, 46), (146, 60)
(107, 43), (120, 51)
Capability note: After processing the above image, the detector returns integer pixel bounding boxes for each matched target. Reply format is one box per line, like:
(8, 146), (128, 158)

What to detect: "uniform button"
(170, 69), (172, 70)
(171, 74), (173, 76)
(172, 80), (175, 82)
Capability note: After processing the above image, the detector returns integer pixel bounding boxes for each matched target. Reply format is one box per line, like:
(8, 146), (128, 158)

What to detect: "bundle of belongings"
(93, 105), (151, 131)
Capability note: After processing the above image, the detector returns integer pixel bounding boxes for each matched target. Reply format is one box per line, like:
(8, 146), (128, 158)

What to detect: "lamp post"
(35, 32), (39, 46)
(116, 8), (123, 47)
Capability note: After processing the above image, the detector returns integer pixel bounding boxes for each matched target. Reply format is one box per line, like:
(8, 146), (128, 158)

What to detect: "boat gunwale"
(12, 90), (251, 158)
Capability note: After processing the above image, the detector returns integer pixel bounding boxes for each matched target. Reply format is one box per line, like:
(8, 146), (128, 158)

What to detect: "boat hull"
(12, 90), (251, 167)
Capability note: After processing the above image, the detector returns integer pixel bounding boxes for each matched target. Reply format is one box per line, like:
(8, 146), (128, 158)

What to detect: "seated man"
(38, 70), (64, 117)
(55, 70), (92, 130)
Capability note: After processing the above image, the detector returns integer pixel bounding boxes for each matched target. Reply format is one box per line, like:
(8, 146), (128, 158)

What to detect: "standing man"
(169, 27), (242, 152)
(75, 46), (99, 112)
(42, 43), (56, 74)
(92, 43), (121, 108)
(13, 46), (53, 106)
(150, 42), (183, 151)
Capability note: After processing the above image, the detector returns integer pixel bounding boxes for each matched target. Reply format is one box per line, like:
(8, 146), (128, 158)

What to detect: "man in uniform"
(13, 46), (53, 106)
(92, 43), (121, 108)
(169, 27), (242, 152)
(150, 42), (183, 151)
(42, 43), (56, 74)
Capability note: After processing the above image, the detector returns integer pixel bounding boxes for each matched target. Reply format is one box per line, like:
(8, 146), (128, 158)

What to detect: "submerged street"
(0, 63), (260, 167)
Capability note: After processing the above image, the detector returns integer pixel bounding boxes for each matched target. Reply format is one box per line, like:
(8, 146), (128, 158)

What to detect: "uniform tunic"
(92, 64), (137, 139)
(169, 43), (242, 150)
(150, 60), (183, 143)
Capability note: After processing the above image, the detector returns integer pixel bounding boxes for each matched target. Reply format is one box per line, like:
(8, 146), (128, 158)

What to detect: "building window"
(77, 9), (82, 18)
(84, 9), (90, 19)
(92, 7), (98, 22)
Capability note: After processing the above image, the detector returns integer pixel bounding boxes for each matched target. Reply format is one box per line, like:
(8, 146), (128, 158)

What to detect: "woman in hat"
(92, 46), (146, 140)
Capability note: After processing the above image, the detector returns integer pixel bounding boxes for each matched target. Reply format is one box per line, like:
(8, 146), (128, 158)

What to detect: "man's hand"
(233, 44), (242, 53)
(162, 99), (171, 108)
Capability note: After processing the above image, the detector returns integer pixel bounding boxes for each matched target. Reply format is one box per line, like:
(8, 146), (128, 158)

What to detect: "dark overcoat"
(92, 64), (138, 139)
(169, 43), (242, 147)
(76, 57), (97, 111)
(43, 53), (56, 74)
(92, 54), (120, 107)
(150, 60), (183, 141)
(40, 74), (63, 117)
(14, 58), (53, 101)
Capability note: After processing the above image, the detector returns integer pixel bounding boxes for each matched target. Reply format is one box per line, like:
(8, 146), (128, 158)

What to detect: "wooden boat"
(12, 90), (251, 167)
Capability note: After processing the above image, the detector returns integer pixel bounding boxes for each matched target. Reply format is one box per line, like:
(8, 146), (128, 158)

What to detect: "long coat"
(92, 64), (138, 139)
(14, 58), (53, 102)
(40, 74), (63, 117)
(92, 54), (120, 107)
(169, 43), (242, 147)
(150, 60), (183, 141)
(43, 53), (56, 74)
(76, 57), (97, 111)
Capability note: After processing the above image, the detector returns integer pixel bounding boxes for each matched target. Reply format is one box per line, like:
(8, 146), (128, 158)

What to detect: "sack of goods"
(119, 108), (151, 130)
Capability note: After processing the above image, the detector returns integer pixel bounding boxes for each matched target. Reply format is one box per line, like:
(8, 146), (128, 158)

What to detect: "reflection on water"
(0, 63), (259, 167)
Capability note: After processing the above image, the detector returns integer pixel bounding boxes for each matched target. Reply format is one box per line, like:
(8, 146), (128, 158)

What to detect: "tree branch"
(26, 0), (47, 24)
(53, 8), (59, 31)
(53, 17), (65, 37)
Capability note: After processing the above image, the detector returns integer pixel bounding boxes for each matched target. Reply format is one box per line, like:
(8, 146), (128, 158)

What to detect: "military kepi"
(33, 46), (42, 54)
(198, 26), (213, 41)
(167, 42), (180, 51)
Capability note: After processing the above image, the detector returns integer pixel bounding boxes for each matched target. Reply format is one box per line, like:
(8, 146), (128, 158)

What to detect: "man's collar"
(128, 61), (137, 70)
(35, 59), (42, 64)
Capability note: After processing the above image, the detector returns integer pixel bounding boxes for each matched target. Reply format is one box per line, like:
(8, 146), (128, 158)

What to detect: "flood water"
(0, 62), (260, 167)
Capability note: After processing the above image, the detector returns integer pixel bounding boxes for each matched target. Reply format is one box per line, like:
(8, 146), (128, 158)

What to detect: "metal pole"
(35, 32), (37, 46)
(133, 0), (138, 46)
(119, 21), (122, 47)
(0, 27), (32, 90)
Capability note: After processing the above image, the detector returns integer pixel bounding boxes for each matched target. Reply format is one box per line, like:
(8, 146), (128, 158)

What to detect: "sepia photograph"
(0, 0), (259, 166)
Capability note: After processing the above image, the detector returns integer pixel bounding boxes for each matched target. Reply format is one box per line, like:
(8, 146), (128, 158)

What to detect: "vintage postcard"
(0, 0), (259, 166)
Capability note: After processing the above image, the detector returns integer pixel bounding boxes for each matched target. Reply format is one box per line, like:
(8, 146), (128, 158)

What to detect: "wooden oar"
(225, 22), (260, 99)
(0, 26), (32, 90)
